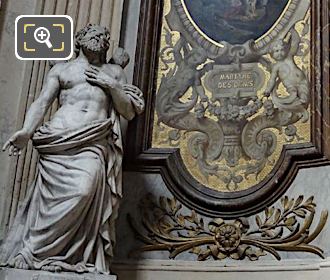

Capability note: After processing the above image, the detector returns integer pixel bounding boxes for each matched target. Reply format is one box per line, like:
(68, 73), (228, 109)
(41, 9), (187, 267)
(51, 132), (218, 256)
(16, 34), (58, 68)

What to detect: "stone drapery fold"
(0, 110), (123, 274)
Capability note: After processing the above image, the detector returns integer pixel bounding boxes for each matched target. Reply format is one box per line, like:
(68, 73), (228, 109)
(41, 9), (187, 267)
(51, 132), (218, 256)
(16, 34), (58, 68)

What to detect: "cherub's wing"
(288, 27), (301, 56)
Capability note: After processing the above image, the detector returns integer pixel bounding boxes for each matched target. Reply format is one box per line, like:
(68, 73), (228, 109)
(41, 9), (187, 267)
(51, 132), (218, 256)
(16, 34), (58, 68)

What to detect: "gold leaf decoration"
(128, 194), (328, 261)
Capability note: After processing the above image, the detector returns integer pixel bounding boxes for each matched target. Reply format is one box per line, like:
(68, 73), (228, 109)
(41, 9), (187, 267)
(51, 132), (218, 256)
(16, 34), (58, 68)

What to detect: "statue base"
(0, 268), (117, 280)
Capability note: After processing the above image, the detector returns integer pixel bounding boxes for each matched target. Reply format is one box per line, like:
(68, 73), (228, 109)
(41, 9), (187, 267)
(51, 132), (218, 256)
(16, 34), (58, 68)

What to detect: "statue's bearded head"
(75, 24), (111, 55)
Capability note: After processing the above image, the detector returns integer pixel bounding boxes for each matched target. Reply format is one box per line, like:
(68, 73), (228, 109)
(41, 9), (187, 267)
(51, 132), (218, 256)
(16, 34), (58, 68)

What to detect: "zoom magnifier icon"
(34, 27), (53, 49)
(16, 15), (73, 60)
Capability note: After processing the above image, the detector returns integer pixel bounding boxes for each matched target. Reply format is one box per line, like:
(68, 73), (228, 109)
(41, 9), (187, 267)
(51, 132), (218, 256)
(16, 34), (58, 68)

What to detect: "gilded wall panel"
(152, 0), (311, 193)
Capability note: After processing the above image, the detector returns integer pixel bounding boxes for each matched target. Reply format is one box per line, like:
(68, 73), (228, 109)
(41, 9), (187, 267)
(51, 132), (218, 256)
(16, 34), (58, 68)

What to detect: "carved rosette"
(129, 195), (328, 261)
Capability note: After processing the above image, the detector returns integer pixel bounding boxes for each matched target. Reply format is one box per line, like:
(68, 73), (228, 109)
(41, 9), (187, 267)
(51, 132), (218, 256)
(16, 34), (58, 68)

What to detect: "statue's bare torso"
(50, 59), (124, 130)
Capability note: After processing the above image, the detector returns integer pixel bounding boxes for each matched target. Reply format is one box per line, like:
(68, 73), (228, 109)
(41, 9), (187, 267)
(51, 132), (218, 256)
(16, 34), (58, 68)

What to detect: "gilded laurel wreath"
(129, 194), (328, 261)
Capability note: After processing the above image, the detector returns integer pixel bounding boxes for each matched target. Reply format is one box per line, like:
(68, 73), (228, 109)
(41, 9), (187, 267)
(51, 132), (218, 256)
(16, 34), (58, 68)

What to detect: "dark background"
(184, 0), (289, 44)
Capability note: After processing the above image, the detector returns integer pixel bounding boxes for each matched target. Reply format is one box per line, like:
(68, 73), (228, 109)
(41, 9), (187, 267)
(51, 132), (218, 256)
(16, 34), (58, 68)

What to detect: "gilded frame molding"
(177, 0), (300, 51)
(125, 0), (330, 218)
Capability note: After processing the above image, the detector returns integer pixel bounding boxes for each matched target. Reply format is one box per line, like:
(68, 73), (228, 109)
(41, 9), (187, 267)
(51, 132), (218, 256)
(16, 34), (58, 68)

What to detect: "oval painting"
(183, 0), (290, 45)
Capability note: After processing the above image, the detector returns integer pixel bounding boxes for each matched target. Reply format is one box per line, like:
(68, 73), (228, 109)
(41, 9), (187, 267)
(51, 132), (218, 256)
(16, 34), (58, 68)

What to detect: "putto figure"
(265, 27), (310, 120)
(0, 24), (144, 274)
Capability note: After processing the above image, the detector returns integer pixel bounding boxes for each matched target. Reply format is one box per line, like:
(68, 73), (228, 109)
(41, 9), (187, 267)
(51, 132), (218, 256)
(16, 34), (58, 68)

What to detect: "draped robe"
(0, 96), (143, 274)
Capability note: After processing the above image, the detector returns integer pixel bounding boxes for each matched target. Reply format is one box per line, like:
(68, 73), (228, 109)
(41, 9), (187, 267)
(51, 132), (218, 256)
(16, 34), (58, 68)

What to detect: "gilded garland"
(129, 195), (328, 261)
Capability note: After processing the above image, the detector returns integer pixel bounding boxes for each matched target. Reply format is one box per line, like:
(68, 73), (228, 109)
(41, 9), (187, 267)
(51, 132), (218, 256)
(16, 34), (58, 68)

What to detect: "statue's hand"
(85, 66), (120, 90)
(2, 130), (31, 156)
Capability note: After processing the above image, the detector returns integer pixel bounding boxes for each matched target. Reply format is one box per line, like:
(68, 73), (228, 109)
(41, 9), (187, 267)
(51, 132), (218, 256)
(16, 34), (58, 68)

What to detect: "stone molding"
(112, 259), (330, 280)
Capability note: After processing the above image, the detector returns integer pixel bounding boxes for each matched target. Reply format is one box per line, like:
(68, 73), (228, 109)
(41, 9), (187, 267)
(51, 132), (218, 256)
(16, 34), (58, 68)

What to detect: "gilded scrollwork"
(156, 36), (224, 168)
(129, 194), (328, 261)
(153, 0), (311, 191)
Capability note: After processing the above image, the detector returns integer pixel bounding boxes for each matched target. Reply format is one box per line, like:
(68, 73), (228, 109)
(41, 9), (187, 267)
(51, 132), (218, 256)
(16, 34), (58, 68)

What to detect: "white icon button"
(34, 27), (53, 48)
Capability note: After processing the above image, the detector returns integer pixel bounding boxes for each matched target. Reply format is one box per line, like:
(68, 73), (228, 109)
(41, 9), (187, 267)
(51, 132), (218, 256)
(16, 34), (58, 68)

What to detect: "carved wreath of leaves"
(128, 194), (328, 261)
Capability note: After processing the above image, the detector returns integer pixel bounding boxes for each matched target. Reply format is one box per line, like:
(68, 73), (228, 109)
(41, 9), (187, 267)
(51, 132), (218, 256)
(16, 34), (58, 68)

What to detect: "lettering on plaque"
(205, 63), (265, 99)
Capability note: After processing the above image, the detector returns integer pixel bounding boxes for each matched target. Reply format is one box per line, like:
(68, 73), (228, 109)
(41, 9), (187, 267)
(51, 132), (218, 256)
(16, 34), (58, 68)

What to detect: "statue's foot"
(75, 263), (89, 274)
(41, 265), (62, 273)
(9, 254), (29, 270)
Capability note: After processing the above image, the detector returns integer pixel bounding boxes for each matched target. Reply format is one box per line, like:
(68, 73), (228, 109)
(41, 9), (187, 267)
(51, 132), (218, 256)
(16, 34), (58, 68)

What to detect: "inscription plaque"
(205, 63), (265, 98)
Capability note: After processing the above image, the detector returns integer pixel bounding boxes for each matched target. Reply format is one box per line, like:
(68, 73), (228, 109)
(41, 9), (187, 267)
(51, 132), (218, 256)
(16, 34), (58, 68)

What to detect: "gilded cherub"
(264, 27), (310, 121)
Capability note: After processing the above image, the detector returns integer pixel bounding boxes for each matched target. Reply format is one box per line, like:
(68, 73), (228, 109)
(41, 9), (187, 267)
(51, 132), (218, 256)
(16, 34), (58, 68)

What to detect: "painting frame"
(124, 0), (330, 218)
(175, 0), (304, 51)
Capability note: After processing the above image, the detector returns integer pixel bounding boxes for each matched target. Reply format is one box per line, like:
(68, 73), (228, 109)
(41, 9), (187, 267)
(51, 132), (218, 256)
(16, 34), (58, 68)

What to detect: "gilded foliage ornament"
(129, 194), (328, 261)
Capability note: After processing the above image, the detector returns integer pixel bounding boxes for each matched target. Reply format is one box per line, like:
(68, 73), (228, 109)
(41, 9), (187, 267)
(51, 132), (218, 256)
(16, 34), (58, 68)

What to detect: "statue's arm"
(173, 37), (184, 63)
(21, 66), (60, 135)
(194, 72), (208, 102)
(109, 67), (144, 120)
(2, 65), (60, 155)
(265, 65), (279, 96)
(85, 65), (144, 120)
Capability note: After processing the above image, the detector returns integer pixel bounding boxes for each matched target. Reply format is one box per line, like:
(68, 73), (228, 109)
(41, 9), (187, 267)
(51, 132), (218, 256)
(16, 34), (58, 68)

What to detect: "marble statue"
(0, 24), (144, 274)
